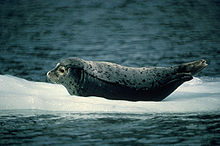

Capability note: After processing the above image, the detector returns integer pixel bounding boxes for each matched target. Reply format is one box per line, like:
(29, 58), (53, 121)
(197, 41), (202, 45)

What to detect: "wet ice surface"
(0, 75), (220, 113)
(0, 0), (220, 145)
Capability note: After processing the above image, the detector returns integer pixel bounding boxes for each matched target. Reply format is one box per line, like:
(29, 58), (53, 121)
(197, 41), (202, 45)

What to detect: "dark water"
(0, 0), (220, 145)
(0, 111), (220, 145)
(0, 0), (220, 81)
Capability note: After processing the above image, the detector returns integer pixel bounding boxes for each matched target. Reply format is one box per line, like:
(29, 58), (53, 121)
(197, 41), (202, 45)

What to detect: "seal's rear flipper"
(177, 59), (208, 75)
(151, 73), (193, 101)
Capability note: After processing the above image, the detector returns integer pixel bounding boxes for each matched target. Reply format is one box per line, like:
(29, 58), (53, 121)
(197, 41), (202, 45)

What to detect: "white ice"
(0, 75), (219, 113)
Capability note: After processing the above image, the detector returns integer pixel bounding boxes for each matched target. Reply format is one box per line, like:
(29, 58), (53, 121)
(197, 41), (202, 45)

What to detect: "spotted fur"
(47, 57), (207, 101)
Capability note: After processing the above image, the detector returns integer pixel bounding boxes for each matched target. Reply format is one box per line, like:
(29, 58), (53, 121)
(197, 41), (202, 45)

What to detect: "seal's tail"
(177, 59), (208, 75)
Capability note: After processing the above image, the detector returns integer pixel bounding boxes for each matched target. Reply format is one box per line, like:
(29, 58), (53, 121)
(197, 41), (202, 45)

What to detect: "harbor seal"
(47, 57), (207, 101)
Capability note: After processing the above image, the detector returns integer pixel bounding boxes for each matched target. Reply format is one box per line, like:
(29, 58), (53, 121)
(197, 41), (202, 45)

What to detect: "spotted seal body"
(47, 57), (207, 101)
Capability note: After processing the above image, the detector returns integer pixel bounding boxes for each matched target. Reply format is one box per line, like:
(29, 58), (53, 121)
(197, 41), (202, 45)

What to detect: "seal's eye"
(57, 66), (66, 74)
(59, 68), (65, 73)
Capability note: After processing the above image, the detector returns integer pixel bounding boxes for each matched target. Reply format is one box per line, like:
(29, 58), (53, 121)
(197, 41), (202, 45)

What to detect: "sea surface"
(0, 0), (220, 145)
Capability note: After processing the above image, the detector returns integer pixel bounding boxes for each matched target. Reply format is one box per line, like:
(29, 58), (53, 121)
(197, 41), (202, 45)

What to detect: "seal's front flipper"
(153, 73), (193, 101)
(177, 59), (208, 75)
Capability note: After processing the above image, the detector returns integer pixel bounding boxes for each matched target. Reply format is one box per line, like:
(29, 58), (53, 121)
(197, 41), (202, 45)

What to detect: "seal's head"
(47, 57), (85, 85)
